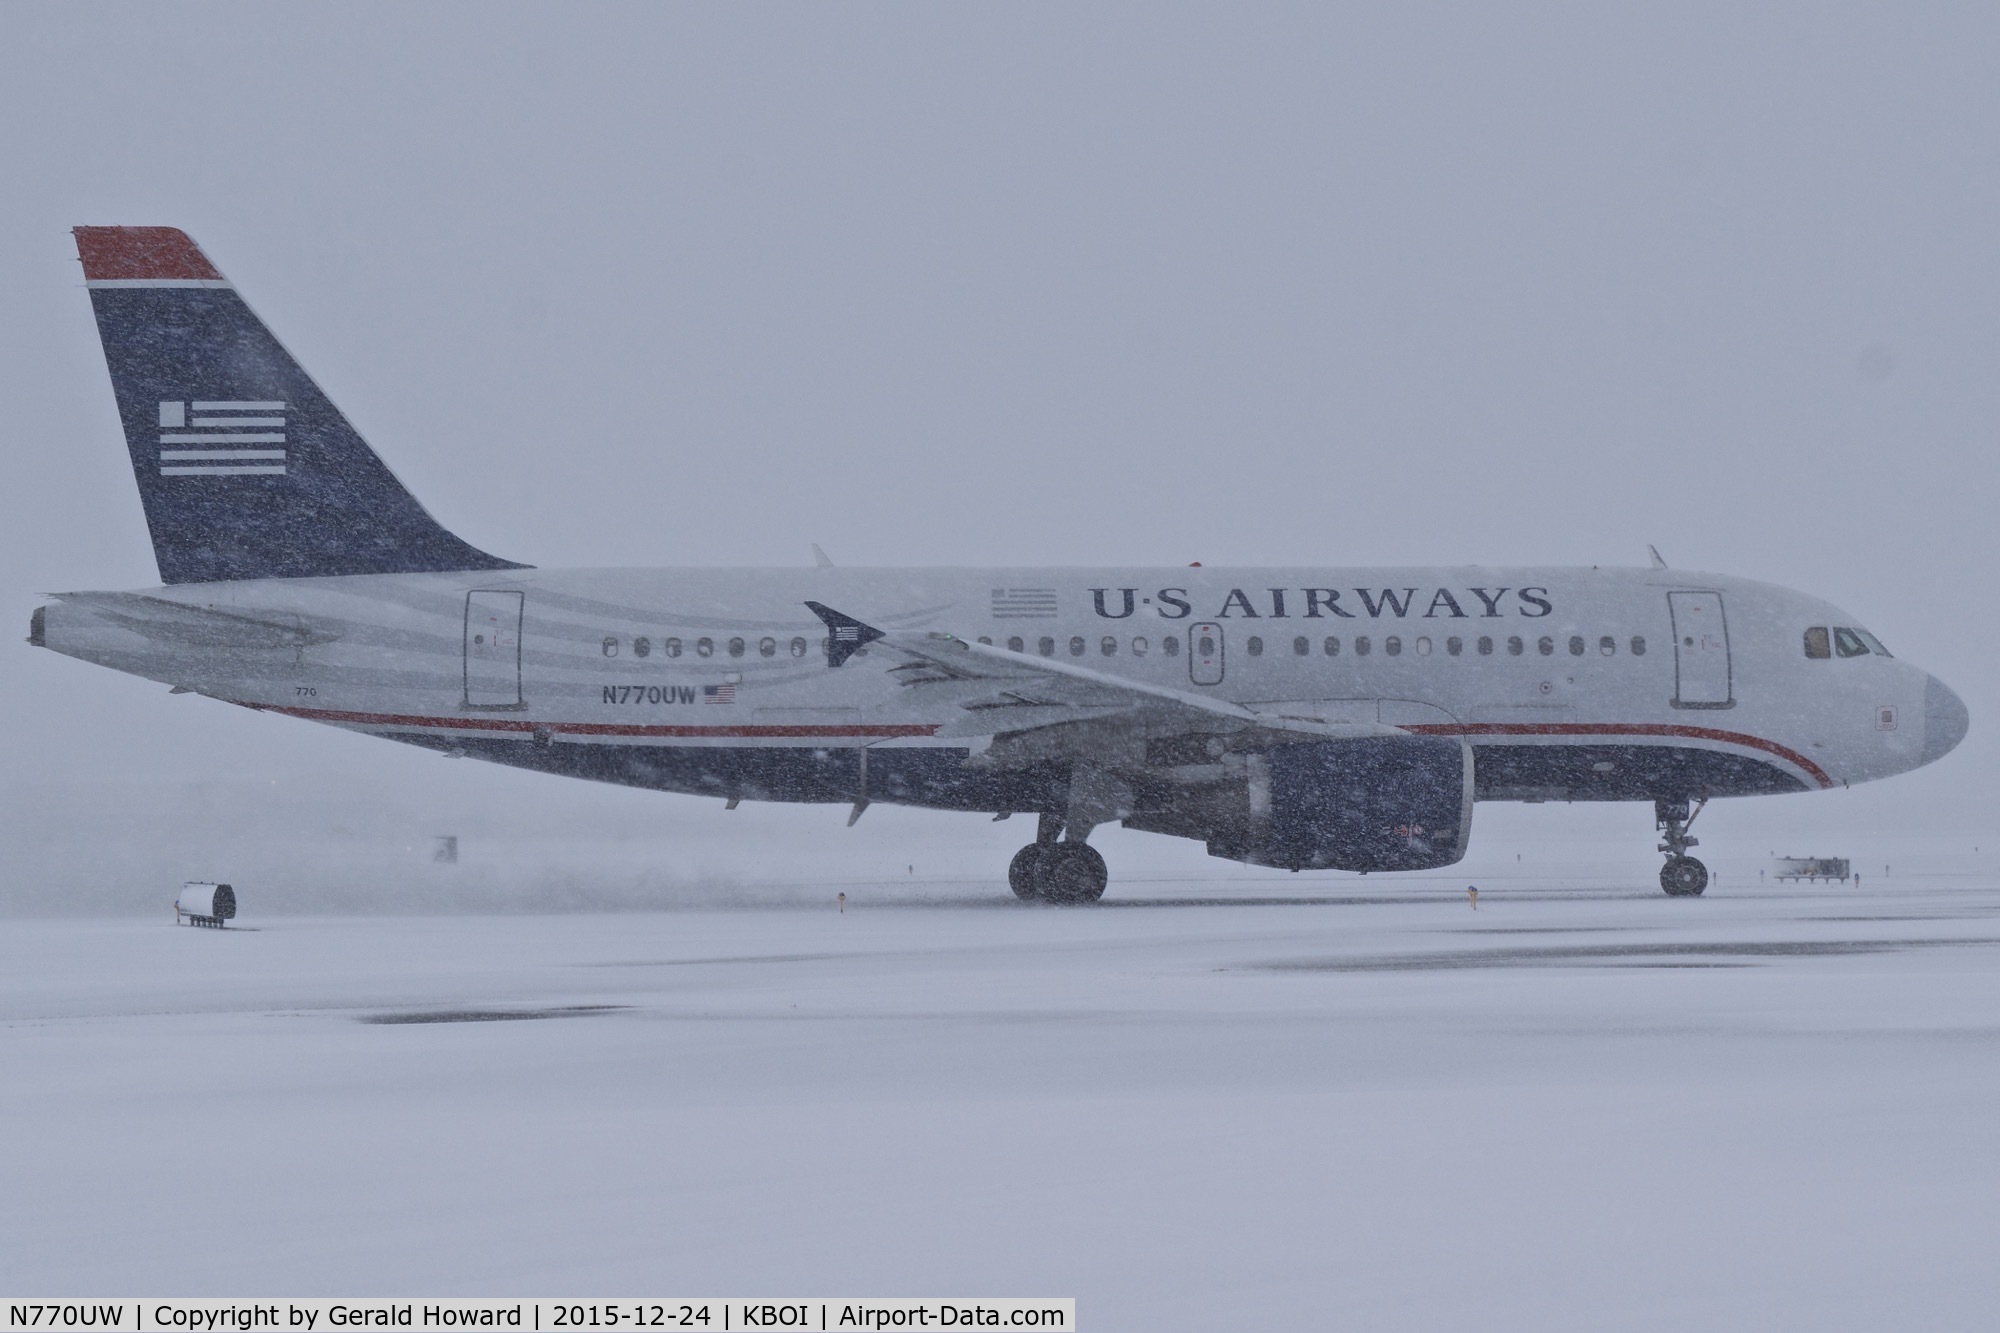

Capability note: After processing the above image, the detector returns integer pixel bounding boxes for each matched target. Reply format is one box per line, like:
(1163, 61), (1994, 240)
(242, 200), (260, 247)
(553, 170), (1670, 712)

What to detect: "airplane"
(30, 227), (1970, 902)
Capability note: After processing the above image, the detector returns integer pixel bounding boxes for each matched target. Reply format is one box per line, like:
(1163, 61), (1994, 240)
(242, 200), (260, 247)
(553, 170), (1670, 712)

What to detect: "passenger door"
(464, 589), (524, 708)
(1189, 622), (1224, 686)
(1667, 590), (1732, 708)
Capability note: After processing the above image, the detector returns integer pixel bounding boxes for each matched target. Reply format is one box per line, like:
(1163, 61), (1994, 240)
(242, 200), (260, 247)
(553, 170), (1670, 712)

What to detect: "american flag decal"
(156, 400), (288, 476)
(991, 588), (1058, 619)
(704, 683), (736, 704)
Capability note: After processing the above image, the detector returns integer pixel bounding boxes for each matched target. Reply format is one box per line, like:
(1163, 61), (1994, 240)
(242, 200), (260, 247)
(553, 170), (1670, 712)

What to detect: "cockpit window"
(1832, 627), (1871, 658)
(1853, 627), (1891, 657)
(1803, 627), (1830, 659)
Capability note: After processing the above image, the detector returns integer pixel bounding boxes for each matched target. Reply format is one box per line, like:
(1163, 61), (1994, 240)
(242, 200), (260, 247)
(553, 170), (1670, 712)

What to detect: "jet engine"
(1130, 735), (1474, 873)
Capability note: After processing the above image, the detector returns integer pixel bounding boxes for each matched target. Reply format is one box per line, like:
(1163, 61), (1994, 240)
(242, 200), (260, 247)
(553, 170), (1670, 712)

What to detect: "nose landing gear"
(1655, 796), (1709, 896)
(1008, 812), (1110, 904)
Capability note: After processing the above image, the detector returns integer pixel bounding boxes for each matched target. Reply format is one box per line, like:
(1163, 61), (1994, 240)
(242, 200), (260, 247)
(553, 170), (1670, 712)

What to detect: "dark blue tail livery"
(75, 227), (525, 585)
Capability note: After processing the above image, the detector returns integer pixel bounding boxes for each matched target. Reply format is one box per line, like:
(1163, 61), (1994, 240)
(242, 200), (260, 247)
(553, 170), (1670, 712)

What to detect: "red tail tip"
(73, 227), (222, 281)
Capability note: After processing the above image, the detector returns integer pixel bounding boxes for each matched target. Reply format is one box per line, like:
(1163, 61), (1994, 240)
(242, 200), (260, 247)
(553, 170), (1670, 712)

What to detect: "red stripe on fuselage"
(251, 702), (940, 740)
(1402, 722), (1834, 788)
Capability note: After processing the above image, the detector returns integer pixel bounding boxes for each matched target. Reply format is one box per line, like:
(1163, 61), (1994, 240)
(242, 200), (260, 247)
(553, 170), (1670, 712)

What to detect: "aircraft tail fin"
(73, 227), (525, 585)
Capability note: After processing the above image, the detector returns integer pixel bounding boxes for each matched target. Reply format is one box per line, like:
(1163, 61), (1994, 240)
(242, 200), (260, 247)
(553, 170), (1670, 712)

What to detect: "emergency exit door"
(1667, 590), (1732, 709)
(1189, 622), (1225, 686)
(464, 590), (524, 708)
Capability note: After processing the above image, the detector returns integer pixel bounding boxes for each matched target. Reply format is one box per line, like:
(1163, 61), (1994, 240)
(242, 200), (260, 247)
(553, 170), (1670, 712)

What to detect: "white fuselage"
(38, 564), (1962, 813)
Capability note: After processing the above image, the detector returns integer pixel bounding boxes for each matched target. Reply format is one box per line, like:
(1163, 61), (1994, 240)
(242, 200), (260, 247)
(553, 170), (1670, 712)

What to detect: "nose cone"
(1922, 675), (1970, 765)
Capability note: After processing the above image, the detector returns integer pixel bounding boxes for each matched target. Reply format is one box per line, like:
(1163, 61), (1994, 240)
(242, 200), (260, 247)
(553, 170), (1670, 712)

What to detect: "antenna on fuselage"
(1648, 545), (1668, 570)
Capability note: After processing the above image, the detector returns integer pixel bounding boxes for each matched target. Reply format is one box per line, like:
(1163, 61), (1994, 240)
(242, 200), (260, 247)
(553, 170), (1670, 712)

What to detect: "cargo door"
(464, 589), (524, 708)
(1668, 590), (1732, 708)
(1189, 622), (1224, 686)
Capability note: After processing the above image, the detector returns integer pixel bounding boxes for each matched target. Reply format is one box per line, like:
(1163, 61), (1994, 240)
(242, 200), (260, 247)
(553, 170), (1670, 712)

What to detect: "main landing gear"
(1655, 795), (1710, 897)
(1009, 813), (1109, 904)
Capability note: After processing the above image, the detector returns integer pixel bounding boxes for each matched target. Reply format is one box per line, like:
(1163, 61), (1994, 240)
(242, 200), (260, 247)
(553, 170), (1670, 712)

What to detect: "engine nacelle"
(1204, 736), (1474, 872)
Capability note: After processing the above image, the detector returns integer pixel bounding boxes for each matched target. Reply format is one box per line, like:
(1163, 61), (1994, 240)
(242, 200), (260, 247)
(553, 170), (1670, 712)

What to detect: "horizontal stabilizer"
(52, 591), (339, 650)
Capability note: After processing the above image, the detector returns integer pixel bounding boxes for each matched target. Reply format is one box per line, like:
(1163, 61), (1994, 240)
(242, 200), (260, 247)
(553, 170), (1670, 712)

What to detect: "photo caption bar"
(1, 1303), (1073, 1333)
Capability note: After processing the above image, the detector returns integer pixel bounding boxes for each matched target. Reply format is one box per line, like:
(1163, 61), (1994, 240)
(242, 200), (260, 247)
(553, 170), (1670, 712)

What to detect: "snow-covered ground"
(6, 865), (2000, 1330)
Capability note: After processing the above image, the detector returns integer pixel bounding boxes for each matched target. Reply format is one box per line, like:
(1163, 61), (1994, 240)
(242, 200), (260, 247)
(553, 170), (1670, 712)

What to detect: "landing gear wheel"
(1661, 856), (1709, 897)
(1008, 845), (1047, 901)
(1039, 843), (1109, 904)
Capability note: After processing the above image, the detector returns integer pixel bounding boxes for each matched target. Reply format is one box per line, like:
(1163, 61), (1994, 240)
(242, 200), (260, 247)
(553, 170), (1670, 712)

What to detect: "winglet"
(804, 601), (885, 667)
(1648, 544), (1668, 570)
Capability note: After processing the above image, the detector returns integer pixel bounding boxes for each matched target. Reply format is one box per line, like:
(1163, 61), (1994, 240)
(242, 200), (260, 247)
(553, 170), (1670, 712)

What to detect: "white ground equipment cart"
(175, 881), (236, 927)
(1772, 857), (1852, 883)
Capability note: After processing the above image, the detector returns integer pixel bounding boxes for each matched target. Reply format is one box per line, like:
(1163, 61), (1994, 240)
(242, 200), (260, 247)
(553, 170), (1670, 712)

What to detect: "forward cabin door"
(464, 589), (524, 708)
(1667, 591), (1732, 708)
(1189, 622), (1225, 686)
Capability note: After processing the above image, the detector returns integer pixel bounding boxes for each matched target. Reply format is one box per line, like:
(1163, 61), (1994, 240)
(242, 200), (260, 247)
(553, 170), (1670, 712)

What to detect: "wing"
(804, 602), (1403, 761)
(801, 604), (1476, 875)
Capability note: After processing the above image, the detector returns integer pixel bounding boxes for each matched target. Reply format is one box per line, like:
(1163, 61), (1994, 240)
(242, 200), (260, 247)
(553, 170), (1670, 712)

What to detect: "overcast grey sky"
(2, 3), (1993, 867)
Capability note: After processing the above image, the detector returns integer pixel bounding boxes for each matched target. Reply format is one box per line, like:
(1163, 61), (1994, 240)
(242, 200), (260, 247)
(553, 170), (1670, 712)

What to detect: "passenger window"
(602, 636), (619, 657)
(1355, 636), (1372, 656)
(1100, 636), (1117, 656)
(696, 637), (714, 657)
(977, 636), (992, 645)
(1008, 636), (1024, 653)
(1599, 636), (1615, 656)
(1477, 636), (1493, 656)
(759, 637), (776, 658)
(1507, 636), (1524, 656)
(789, 637), (807, 657)
(1568, 635), (1584, 656)
(1133, 636), (1149, 656)
(1069, 636), (1086, 656)
(1446, 636), (1463, 656)
(1038, 636), (1055, 656)
(665, 637), (683, 658)
(1803, 627), (1830, 659)
(1164, 635), (1180, 657)
(1198, 633), (1216, 656)
(1247, 636), (1264, 657)
(1538, 636), (1554, 656)
(634, 636), (651, 659)
(728, 637), (746, 658)
(1833, 627), (1871, 658)
(1323, 636), (1340, 656)
(1384, 636), (1402, 657)
(1415, 636), (1432, 656)
(1630, 636), (1645, 657)
(1293, 636), (1309, 656)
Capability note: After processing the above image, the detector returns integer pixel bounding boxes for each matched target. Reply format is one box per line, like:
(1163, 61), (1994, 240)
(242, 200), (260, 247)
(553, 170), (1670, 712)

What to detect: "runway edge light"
(175, 881), (236, 928)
